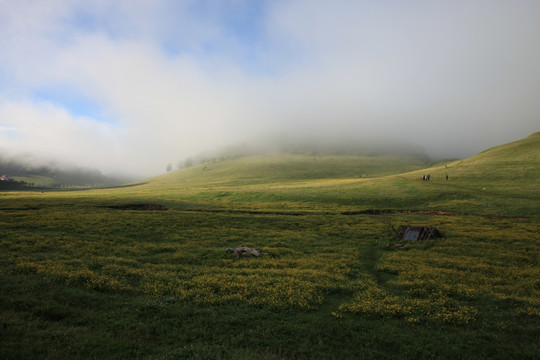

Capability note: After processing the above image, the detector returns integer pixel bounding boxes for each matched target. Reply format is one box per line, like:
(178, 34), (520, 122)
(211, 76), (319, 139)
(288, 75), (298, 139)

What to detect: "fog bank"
(0, 1), (538, 177)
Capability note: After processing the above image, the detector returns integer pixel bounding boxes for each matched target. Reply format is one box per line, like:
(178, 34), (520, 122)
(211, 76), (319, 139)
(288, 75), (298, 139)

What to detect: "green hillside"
(445, 131), (539, 191)
(0, 133), (538, 359)
(156, 153), (427, 184)
(108, 132), (539, 218)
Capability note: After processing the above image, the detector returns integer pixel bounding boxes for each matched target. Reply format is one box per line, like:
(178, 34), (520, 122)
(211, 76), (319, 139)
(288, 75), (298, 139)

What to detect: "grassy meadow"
(1, 133), (539, 359)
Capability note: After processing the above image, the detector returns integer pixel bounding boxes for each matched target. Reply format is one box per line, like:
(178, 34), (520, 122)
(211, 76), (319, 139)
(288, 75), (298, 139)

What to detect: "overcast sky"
(1, 0), (539, 177)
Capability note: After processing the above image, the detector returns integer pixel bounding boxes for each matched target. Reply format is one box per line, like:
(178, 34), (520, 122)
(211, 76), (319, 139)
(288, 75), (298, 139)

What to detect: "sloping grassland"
(0, 133), (538, 359)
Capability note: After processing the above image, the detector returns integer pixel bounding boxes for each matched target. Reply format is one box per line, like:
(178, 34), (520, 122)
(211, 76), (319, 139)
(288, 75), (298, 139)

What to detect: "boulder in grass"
(226, 245), (264, 258)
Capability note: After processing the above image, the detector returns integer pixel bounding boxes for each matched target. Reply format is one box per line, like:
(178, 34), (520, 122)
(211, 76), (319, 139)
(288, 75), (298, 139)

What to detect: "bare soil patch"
(341, 209), (528, 221)
(108, 204), (168, 211)
(342, 209), (454, 216)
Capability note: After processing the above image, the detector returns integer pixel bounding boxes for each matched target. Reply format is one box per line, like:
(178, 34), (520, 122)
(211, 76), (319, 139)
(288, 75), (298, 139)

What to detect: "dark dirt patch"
(186, 208), (306, 216)
(108, 204), (168, 211)
(341, 209), (528, 221)
(342, 209), (454, 216)
(0, 207), (42, 211)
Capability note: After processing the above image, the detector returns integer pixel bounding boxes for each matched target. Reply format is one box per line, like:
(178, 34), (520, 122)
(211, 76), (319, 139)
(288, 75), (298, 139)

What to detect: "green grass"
(0, 133), (538, 359)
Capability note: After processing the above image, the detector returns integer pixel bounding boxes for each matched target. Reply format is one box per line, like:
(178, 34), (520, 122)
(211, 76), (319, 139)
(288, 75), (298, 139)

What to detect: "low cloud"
(0, 1), (538, 177)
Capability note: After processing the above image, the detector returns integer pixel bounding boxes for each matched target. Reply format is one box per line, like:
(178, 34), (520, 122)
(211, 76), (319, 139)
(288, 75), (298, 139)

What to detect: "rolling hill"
(111, 132), (539, 218)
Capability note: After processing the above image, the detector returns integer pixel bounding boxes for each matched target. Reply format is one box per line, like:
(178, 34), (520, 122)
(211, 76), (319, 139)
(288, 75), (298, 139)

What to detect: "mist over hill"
(0, 154), (126, 188)
(2, 134), (431, 184)
(178, 134), (431, 170)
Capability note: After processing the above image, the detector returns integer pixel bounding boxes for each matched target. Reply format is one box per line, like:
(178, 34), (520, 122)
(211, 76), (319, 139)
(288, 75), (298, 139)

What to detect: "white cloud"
(0, 0), (539, 177)
(0, 99), (120, 170)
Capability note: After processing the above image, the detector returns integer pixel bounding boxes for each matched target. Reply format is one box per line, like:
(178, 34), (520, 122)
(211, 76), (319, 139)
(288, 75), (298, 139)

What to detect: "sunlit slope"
(146, 154), (428, 189)
(104, 133), (538, 217)
(107, 154), (426, 210)
(424, 131), (539, 189)
(382, 131), (540, 217)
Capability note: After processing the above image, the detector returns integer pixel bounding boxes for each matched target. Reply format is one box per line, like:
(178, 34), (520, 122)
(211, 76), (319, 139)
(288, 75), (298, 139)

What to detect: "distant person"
(446, 174), (448, 181)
